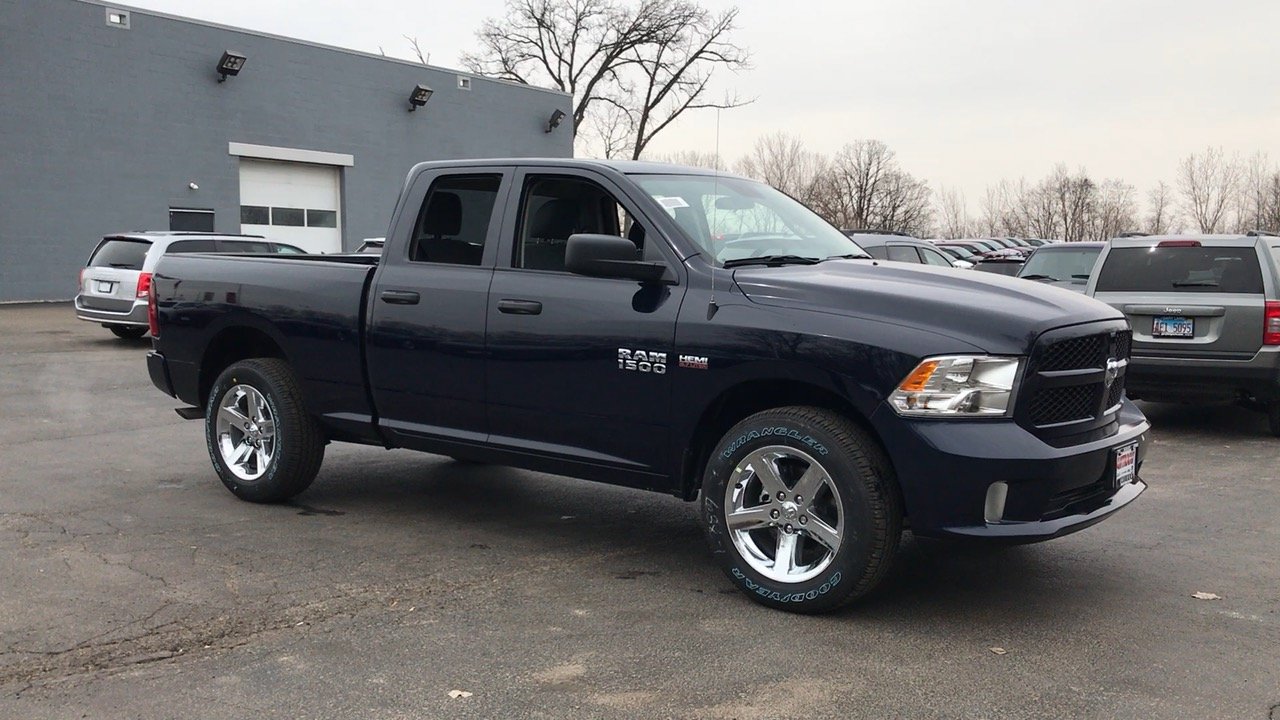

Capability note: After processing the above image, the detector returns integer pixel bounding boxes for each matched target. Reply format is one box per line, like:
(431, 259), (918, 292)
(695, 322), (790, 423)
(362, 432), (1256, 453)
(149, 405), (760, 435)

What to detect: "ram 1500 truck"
(146, 159), (1149, 613)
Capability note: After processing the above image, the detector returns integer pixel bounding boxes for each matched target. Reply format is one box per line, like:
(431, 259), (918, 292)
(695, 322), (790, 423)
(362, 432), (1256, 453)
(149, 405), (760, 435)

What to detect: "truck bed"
(151, 253), (379, 440)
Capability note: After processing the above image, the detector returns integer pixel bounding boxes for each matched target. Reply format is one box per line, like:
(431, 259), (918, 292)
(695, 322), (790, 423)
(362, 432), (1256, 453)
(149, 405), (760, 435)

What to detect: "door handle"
(380, 290), (420, 305)
(497, 299), (542, 315)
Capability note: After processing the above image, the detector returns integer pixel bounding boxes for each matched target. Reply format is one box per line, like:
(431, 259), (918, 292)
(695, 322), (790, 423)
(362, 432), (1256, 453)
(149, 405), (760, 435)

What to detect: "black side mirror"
(564, 234), (669, 283)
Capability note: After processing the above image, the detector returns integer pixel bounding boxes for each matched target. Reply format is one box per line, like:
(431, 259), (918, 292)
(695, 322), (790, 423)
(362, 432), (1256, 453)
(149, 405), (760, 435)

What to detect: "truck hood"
(732, 260), (1125, 354)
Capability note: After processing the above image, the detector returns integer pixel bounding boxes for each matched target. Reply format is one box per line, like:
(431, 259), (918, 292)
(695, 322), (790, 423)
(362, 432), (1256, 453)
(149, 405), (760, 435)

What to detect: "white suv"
(75, 232), (305, 339)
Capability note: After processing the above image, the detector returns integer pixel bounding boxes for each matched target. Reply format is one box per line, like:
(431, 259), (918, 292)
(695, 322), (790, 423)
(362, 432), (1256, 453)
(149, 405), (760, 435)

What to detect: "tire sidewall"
(702, 413), (879, 612)
(205, 363), (288, 501)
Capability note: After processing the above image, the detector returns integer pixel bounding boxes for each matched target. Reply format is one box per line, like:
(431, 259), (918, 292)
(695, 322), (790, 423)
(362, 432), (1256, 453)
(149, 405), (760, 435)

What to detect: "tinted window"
(220, 240), (273, 253)
(410, 174), (502, 265)
(515, 175), (652, 272)
(975, 261), (1023, 276)
(307, 209), (338, 228)
(272, 243), (306, 254)
(272, 208), (305, 227)
(920, 247), (954, 267)
(88, 239), (150, 269)
(167, 240), (217, 253)
(1019, 247), (1101, 282)
(170, 208), (214, 232)
(864, 245), (888, 260)
(886, 245), (920, 263)
(240, 205), (269, 225)
(1096, 246), (1264, 294)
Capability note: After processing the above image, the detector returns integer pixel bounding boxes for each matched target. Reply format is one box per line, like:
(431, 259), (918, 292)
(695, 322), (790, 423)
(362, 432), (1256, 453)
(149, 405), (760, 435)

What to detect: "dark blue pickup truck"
(146, 159), (1149, 612)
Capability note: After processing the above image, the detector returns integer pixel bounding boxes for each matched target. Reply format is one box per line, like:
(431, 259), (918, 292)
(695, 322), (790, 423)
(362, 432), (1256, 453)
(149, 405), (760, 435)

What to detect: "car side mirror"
(564, 234), (669, 283)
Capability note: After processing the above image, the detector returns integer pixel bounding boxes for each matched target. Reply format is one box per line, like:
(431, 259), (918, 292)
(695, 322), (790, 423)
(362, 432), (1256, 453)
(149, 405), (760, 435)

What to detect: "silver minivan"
(1087, 232), (1280, 435)
(75, 232), (305, 339)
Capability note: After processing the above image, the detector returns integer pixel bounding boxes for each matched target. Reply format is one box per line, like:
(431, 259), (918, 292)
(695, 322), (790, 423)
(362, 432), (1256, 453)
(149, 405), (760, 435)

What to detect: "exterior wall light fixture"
(546, 109), (566, 133)
(409, 84), (433, 112)
(217, 51), (246, 82)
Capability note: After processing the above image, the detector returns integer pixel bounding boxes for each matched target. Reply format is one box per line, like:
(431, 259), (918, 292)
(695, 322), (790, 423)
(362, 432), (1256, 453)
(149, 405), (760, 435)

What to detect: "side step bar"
(174, 406), (203, 420)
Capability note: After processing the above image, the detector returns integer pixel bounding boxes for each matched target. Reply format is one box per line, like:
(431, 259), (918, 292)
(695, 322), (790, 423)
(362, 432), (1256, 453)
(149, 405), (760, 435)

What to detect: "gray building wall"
(0, 0), (574, 301)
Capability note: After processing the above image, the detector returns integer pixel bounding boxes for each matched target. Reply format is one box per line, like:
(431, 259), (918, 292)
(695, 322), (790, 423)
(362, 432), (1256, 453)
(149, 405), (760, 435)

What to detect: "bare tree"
(1145, 181), (1175, 234)
(935, 185), (971, 239)
(1263, 172), (1280, 232)
(621, 6), (749, 159)
(734, 132), (826, 203)
(1177, 146), (1241, 233)
(461, 0), (748, 158)
(1235, 152), (1276, 232)
(806, 141), (930, 235)
(1090, 179), (1138, 241)
(404, 35), (430, 64)
(646, 149), (727, 169)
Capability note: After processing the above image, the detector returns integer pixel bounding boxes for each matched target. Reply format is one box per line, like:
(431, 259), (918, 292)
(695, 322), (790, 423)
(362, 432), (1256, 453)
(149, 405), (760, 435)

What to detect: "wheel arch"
(198, 325), (289, 408)
(676, 378), (894, 501)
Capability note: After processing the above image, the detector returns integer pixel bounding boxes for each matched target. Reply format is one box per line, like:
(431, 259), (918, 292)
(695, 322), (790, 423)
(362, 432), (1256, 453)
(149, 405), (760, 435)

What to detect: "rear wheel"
(205, 359), (325, 503)
(108, 325), (147, 339)
(701, 406), (901, 613)
(1269, 402), (1280, 438)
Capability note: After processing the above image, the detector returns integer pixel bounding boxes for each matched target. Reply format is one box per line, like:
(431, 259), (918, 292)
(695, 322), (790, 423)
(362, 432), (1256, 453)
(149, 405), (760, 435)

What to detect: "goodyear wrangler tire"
(205, 359), (325, 503)
(701, 406), (902, 613)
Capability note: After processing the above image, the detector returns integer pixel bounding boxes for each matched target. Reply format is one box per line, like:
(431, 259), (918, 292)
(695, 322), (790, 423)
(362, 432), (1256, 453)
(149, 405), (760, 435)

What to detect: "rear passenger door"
(484, 167), (685, 476)
(366, 168), (512, 445)
(886, 244), (922, 264)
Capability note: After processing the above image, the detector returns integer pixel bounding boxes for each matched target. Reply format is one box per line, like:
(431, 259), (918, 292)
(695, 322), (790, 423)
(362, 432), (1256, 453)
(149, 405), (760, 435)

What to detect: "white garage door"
(239, 159), (342, 254)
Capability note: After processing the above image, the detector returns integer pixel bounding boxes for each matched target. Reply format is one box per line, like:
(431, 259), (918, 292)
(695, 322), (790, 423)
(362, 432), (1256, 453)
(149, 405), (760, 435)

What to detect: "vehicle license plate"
(1114, 443), (1137, 489)
(95, 281), (115, 294)
(1152, 316), (1193, 338)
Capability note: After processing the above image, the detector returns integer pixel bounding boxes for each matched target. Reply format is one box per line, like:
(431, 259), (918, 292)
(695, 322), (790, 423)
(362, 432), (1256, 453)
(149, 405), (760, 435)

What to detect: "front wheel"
(205, 359), (325, 503)
(701, 407), (902, 613)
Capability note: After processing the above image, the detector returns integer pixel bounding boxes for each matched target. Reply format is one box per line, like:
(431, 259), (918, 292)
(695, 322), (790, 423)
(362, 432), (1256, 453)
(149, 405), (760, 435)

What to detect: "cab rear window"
(87, 239), (150, 269)
(1095, 246), (1263, 294)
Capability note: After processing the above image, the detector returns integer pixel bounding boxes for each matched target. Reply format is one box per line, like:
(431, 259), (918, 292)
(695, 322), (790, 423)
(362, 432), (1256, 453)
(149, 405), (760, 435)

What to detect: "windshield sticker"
(656, 196), (690, 211)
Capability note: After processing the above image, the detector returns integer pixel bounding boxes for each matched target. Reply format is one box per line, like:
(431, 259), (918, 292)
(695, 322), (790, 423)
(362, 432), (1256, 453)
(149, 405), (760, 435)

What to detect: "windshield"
(1019, 246), (1101, 282)
(631, 174), (865, 265)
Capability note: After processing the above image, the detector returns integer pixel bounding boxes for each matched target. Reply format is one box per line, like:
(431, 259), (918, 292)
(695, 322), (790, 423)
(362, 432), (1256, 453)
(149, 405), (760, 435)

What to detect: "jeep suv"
(75, 232), (305, 339)
(1087, 232), (1280, 435)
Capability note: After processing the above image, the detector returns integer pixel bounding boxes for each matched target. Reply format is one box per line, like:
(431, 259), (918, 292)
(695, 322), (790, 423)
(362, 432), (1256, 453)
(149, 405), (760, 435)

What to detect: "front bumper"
(871, 399), (1150, 542)
(74, 296), (147, 326)
(1126, 349), (1280, 403)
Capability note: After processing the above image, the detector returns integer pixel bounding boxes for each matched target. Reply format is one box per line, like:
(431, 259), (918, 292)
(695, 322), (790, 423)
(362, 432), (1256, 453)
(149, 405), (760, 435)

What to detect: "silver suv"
(75, 232), (305, 339)
(1087, 232), (1280, 435)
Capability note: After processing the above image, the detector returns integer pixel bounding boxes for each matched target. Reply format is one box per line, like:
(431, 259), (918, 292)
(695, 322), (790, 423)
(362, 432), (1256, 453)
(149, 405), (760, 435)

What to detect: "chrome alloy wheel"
(215, 384), (276, 482)
(723, 445), (844, 584)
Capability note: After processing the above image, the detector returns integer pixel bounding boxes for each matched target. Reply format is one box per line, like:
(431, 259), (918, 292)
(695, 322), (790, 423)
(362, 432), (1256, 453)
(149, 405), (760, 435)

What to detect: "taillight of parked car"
(147, 282), (160, 338)
(1265, 301), (1280, 346)
(136, 272), (152, 299)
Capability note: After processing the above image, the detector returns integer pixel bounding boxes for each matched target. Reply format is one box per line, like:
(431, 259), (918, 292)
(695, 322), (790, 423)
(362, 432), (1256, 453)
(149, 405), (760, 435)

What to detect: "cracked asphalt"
(1, 303), (1278, 719)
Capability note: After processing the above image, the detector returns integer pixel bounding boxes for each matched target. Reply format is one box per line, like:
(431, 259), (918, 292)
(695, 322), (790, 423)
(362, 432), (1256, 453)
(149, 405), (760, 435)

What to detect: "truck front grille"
(1017, 326), (1132, 445)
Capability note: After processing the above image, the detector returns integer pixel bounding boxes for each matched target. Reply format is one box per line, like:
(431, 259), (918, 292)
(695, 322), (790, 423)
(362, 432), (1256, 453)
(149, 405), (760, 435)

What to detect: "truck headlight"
(889, 356), (1021, 417)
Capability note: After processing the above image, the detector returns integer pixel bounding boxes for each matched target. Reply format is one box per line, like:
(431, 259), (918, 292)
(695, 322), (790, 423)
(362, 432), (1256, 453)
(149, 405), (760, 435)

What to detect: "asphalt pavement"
(1, 303), (1277, 719)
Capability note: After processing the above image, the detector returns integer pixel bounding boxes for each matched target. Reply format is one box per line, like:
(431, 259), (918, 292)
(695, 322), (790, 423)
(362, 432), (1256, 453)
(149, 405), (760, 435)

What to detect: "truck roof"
(407, 157), (746, 180)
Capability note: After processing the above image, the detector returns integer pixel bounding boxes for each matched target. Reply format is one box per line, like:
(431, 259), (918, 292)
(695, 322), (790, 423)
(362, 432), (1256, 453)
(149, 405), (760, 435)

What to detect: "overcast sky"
(126, 0), (1280, 207)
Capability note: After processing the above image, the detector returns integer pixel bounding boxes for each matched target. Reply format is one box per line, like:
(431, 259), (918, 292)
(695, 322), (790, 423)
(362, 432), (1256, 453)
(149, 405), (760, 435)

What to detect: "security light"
(546, 108), (566, 133)
(217, 51), (246, 82)
(408, 84), (433, 112)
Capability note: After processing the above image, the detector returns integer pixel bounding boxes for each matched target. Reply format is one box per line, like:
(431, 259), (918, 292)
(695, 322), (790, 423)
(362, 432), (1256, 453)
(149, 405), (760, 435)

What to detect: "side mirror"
(564, 234), (669, 283)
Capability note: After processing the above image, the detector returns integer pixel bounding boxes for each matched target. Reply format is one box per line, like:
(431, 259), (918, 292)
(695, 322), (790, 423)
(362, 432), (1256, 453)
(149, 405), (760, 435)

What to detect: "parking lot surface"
(1, 303), (1277, 719)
